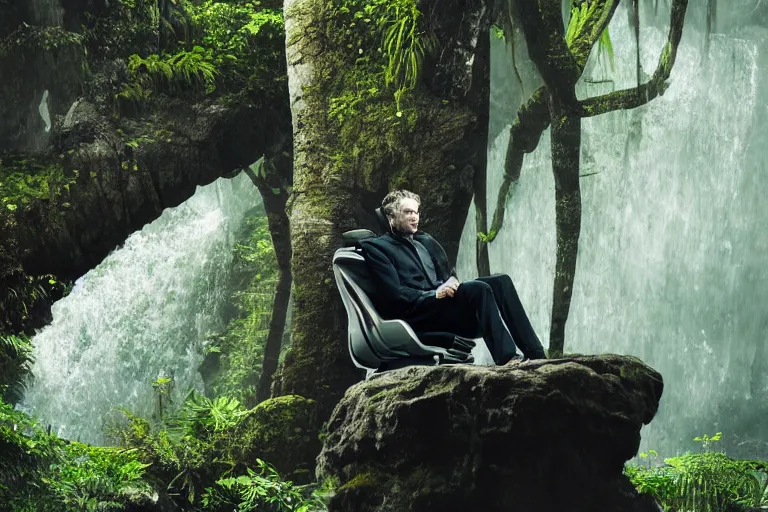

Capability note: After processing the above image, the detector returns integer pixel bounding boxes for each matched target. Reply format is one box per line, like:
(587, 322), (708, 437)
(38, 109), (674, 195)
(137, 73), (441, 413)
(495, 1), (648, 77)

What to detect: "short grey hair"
(381, 190), (421, 219)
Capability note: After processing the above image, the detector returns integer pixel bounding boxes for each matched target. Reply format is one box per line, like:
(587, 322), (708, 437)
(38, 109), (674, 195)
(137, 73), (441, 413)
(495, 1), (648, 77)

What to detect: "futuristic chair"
(332, 208), (495, 377)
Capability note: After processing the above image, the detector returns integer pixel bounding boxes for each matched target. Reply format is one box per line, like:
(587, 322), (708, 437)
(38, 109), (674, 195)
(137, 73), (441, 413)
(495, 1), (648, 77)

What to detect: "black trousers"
(405, 274), (546, 364)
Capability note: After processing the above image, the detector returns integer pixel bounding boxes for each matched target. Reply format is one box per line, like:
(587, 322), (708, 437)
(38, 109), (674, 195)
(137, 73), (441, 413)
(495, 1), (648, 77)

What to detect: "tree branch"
(510, 0), (580, 101)
(486, 86), (550, 241)
(568, 0), (621, 69)
(578, 0), (688, 118)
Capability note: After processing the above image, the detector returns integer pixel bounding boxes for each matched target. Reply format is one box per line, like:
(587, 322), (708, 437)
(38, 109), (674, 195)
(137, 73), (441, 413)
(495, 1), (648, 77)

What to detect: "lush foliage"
(0, 254), (69, 336)
(626, 435), (768, 511)
(1, 400), (154, 511)
(317, 0), (433, 116)
(102, 0), (286, 104)
(202, 459), (331, 511)
(0, 157), (76, 213)
(0, 156), (74, 334)
(110, 391), (325, 510)
(191, 2), (284, 94)
(2, 393), (327, 511)
(0, 333), (34, 403)
(121, 45), (219, 98)
(205, 206), (278, 404)
(0, 400), (61, 506)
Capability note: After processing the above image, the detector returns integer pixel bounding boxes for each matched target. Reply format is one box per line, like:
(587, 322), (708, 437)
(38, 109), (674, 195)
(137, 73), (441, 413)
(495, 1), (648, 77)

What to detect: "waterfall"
(458, 3), (768, 458)
(29, 0), (64, 27)
(21, 173), (260, 445)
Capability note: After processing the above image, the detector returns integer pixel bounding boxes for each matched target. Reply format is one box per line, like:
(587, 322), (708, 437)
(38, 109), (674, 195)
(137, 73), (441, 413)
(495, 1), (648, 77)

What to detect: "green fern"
(117, 81), (153, 103)
(565, 1), (600, 46)
(627, 450), (768, 512)
(122, 46), (219, 98)
(0, 333), (33, 403)
(381, 4), (436, 109)
(566, 2), (614, 72)
(202, 459), (330, 511)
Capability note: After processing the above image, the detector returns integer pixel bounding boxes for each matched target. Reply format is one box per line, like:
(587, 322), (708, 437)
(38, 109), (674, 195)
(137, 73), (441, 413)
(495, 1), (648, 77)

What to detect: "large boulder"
(317, 354), (664, 512)
(235, 395), (322, 484)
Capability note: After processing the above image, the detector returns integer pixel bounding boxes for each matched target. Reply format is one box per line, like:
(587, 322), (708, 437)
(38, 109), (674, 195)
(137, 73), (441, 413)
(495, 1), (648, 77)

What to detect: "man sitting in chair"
(359, 190), (546, 365)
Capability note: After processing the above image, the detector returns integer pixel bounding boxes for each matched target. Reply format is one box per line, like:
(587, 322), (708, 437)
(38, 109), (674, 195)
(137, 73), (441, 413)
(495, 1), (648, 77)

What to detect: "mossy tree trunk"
(280, 0), (491, 416)
(548, 101), (581, 358)
(474, 160), (491, 277)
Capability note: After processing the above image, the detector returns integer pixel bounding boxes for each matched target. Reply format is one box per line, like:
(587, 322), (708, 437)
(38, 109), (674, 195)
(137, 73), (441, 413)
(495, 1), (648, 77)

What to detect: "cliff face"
(0, 0), (290, 333)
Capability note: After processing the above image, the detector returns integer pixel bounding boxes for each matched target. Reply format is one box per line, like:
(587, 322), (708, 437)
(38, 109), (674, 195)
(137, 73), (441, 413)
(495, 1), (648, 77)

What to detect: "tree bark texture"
(547, 101), (581, 358)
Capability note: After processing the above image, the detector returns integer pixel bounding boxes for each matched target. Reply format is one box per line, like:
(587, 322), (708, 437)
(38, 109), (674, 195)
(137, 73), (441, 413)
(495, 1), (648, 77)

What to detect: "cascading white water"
(458, 4), (768, 458)
(21, 173), (260, 445)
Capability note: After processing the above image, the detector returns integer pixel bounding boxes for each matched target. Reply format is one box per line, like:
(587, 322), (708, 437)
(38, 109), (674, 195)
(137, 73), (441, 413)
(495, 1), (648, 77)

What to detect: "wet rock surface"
(318, 354), (664, 512)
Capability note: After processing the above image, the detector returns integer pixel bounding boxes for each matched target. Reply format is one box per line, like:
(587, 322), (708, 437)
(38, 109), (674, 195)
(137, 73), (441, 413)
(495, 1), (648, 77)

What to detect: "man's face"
(390, 198), (420, 235)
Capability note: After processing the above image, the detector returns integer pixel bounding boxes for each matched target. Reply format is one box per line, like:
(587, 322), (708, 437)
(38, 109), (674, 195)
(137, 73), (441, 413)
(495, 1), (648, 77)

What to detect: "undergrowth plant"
(120, 45), (218, 100)
(112, 0), (285, 107)
(320, 0), (436, 117)
(1, 400), (153, 511)
(0, 333), (34, 403)
(205, 206), (278, 405)
(202, 459), (331, 512)
(626, 433), (768, 511)
(110, 390), (327, 510)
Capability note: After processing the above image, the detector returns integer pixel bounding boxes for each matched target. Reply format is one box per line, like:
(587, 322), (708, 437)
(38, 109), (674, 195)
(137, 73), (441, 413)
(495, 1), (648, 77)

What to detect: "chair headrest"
(342, 229), (376, 247)
(374, 207), (390, 234)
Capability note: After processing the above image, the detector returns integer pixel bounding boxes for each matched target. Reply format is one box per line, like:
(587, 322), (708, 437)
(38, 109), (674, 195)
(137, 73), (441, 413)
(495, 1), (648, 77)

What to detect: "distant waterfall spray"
(21, 173), (260, 445)
(458, 4), (768, 458)
(29, 0), (64, 27)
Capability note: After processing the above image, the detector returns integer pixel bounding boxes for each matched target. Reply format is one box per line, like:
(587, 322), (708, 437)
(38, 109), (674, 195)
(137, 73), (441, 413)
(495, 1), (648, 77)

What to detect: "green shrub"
(110, 391), (253, 506)
(2, 400), (154, 511)
(111, 392), (322, 509)
(42, 443), (152, 511)
(201, 459), (331, 511)
(626, 437), (768, 512)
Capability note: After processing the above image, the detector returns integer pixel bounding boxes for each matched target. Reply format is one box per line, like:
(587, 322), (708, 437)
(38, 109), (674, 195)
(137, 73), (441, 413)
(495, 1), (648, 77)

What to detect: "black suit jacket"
(359, 232), (456, 319)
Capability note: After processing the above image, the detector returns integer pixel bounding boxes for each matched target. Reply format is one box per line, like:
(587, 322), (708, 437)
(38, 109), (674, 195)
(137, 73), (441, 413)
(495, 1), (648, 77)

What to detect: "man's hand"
(436, 276), (460, 299)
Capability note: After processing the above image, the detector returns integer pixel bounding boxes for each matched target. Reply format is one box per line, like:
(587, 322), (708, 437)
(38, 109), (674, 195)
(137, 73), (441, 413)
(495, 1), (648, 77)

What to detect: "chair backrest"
(374, 207), (390, 234)
(332, 248), (403, 372)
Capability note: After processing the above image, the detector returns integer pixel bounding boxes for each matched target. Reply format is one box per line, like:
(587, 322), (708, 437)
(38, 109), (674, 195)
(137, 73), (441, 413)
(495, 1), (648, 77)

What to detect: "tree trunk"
(474, 164), (491, 277)
(547, 98), (582, 358)
(245, 154), (294, 405)
(471, 13), (492, 278)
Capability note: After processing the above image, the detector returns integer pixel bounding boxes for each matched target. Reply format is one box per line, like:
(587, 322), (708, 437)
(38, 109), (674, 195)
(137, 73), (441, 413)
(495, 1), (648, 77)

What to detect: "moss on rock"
(234, 395), (322, 482)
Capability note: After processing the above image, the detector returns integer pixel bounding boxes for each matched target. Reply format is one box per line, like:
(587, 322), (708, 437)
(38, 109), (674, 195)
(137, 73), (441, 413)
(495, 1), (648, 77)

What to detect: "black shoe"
(497, 353), (523, 365)
(525, 350), (547, 360)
